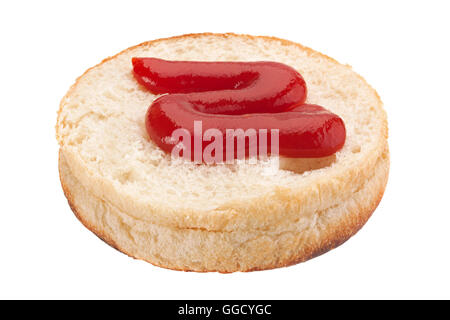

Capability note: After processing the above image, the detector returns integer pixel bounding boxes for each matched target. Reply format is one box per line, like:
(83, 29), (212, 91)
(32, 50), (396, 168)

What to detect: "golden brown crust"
(59, 150), (389, 272)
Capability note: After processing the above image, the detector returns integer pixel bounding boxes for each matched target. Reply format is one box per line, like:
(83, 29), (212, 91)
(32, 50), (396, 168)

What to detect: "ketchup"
(132, 57), (346, 162)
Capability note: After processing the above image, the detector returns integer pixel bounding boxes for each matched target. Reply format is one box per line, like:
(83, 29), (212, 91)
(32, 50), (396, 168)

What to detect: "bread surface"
(56, 33), (389, 272)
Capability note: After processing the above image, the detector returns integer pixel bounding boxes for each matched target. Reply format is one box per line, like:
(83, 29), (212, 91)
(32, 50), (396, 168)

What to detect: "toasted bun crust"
(56, 33), (389, 272)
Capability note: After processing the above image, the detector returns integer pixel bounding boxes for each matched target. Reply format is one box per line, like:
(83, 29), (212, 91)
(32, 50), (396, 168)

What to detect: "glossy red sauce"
(132, 57), (346, 161)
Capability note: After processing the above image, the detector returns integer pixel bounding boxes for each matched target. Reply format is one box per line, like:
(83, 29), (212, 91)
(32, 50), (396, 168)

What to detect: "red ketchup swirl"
(132, 57), (346, 162)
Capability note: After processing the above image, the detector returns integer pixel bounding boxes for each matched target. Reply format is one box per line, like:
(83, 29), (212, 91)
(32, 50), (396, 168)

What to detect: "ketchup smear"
(132, 57), (346, 162)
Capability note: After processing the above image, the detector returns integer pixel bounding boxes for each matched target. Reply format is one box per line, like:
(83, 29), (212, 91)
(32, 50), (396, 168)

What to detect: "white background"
(1, 0), (449, 299)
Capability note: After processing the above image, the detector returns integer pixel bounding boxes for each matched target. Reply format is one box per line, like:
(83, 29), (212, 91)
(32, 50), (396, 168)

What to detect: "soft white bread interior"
(56, 33), (389, 272)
